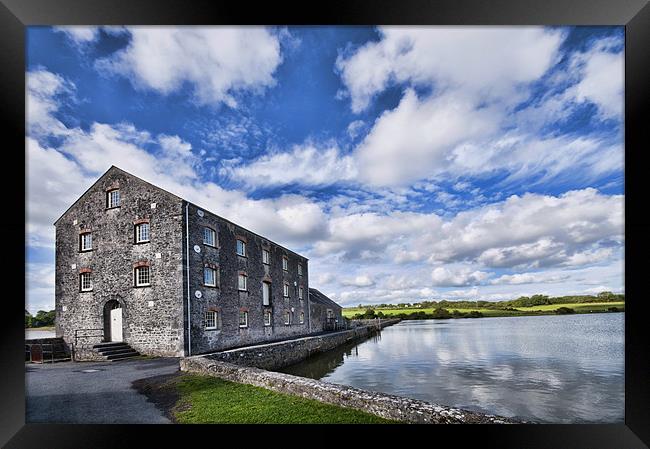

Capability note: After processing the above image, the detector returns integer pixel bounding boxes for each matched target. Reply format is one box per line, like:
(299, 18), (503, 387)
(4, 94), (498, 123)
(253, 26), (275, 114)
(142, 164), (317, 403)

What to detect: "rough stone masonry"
(54, 166), (343, 359)
(180, 320), (521, 424)
(180, 354), (520, 424)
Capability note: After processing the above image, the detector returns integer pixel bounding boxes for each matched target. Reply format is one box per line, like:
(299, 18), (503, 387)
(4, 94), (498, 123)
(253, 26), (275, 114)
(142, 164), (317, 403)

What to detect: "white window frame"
(80, 272), (92, 292)
(205, 311), (218, 330)
(135, 266), (151, 287)
(204, 267), (217, 287)
(282, 256), (288, 271)
(239, 311), (248, 328)
(262, 282), (271, 306)
(300, 311), (305, 324)
(262, 249), (270, 265)
(135, 223), (150, 243)
(107, 189), (120, 208)
(203, 227), (216, 247)
(238, 274), (247, 291)
(299, 286), (304, 300)
(284, 311), (291, 325)
(80, 233), (92, 251)
(236, 239), (246, 257)
(264, 310), (272, 326)
(283, 283), (289, 298)
(298, 264), (303, 276)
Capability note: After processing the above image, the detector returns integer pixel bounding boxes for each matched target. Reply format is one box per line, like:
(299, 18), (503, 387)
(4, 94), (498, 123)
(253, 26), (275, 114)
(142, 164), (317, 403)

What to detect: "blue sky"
(26, 26), (624, 313)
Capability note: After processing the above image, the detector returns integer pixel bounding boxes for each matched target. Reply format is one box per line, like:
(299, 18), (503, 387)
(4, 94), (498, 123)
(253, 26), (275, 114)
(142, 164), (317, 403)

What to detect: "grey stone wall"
(198, 319), (400, 370)
(308, 301), (325, 332)
(55, 167), (186, 357)
(180, 356), (519, 424)
(185, 202), (310, 355)
(309, 301), (344, 332)
(54, 166), (328, 359)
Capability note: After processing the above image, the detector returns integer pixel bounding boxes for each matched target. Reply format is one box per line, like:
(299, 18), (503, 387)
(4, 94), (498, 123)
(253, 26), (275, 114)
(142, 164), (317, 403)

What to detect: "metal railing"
(74, 328), (104, 346)
(25, 343), (53, 363)
(72, 328), (105, 362)
(323, 317), (346, 331)
(25, 341), (70, 364)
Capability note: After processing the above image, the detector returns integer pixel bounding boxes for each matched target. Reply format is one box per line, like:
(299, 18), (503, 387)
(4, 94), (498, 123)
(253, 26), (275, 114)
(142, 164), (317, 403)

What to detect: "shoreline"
(344, 302), (624, 321)
(388, 309), (625, 321)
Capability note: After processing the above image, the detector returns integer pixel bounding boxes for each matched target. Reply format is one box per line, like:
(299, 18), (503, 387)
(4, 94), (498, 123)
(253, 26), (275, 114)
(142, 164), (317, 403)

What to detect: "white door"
(110, 307), (123, 342)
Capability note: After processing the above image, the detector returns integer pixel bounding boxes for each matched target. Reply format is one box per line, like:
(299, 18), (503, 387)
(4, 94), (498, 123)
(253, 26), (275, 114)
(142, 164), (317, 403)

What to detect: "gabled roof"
(309, 288), (342, 310)
(52, 165), (308, 260)
(53, 165), (183, 225)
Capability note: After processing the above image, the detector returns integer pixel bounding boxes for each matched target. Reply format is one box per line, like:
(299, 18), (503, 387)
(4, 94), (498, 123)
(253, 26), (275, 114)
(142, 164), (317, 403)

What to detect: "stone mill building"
(54, 166), (343, 358)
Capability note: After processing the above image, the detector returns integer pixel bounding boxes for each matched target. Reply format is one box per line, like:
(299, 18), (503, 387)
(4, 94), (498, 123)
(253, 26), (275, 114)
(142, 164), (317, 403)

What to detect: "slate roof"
(308, 288), (342, 310)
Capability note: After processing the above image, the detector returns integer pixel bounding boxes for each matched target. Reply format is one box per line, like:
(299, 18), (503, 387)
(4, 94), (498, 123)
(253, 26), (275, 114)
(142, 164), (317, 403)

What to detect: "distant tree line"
(353, 307), (483, 321)
(25, 309), (55, 328)
(353, 292), (624, 311)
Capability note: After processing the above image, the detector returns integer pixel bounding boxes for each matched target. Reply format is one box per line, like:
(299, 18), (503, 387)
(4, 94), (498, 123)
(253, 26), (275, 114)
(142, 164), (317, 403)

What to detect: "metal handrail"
(74, 328), (104, 346)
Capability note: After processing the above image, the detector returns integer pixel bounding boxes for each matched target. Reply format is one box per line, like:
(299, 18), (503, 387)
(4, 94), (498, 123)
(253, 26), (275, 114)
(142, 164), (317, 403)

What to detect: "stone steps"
(92, 342), (140, 361)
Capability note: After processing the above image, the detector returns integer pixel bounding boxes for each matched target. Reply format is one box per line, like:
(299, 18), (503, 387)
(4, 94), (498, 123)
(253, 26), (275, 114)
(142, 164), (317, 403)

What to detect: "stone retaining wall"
(180, 356), (519, 424)
(71, 345), (106, 361)
(25, 337), (67, 346)
(201, 319), (400, 371)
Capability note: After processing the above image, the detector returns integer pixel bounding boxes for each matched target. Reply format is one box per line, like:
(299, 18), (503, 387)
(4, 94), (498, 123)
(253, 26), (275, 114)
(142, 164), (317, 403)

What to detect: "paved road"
(26, 357), (180, 423)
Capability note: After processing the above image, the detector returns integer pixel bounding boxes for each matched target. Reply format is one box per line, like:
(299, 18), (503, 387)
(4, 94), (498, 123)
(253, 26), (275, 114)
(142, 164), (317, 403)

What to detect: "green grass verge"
(171, 374), (397, 424)
(342, 302), (625, 319)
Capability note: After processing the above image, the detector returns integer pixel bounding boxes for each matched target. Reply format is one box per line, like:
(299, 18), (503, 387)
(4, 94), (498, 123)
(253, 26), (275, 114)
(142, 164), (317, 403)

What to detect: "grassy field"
(167, 374), (396, 424)
(342, 302), (625, 319)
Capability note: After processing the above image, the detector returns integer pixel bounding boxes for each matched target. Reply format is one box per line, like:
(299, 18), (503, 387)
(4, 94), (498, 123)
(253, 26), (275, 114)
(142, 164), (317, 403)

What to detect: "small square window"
(282, 256), (288, 271)
(204, 227), (216, 247)
(236, 239), (246, 257)
(262, 249), (270, 265)
(283, 283), (289, 298)
(238, 274), (247, 291)
(135, 223), (150, 243)
(264, 310), (272, 326)
(239, 311), (248, 328)
(205, 311), (218, 330)
(135, 266), (151, 286)
(80, 272), (92, 292)
(300, 311), (305, 324)
(204, 267), (217, 287)
(107, 189), (120, 208)
(80, 233), (92, 251)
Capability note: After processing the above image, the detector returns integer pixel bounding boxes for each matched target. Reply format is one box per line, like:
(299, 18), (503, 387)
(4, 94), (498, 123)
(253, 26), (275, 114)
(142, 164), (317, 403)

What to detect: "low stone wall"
(180, 357), (519, 424)
(25, 337), (66, 346)
(202, 319), (400, 371)
(71, 344), (105, 361)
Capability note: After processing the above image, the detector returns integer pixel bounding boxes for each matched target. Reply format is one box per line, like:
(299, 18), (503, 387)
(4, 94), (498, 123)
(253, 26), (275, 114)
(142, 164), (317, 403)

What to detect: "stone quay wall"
(198, 319), (400, 371)
(179, 356), (519, 424)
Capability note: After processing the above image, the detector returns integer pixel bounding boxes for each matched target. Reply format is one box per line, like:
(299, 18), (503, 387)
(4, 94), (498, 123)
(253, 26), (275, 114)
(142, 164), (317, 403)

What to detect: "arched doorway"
(103, 300), (123, 342)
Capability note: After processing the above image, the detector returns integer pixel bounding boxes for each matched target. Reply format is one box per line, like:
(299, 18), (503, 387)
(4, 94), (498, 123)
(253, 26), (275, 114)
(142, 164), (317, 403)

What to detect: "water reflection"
(280, 314), (624, 423)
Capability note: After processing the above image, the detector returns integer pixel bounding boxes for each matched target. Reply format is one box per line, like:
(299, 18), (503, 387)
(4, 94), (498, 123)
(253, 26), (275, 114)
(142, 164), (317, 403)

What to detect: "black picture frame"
(3, 1), (648, 447)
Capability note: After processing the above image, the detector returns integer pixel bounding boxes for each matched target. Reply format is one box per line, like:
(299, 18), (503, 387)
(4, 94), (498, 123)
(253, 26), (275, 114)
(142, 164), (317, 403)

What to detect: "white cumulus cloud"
(97, 27), (283, 107)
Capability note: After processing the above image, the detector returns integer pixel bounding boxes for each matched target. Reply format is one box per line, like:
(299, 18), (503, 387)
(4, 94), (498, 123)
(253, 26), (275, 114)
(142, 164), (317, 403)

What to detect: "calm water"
(25, 329), (55, 339)
(280, 313), (624, 423)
